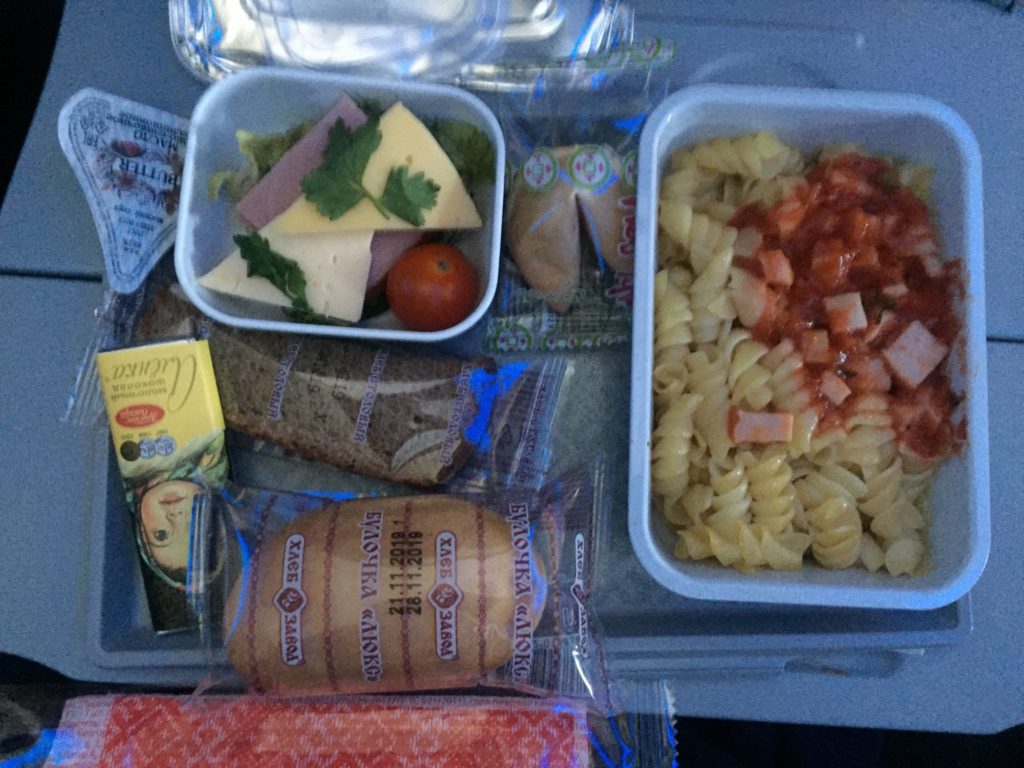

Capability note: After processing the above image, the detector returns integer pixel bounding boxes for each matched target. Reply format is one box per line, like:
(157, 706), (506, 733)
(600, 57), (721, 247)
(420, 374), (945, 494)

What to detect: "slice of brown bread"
(135, 288), (496, 486)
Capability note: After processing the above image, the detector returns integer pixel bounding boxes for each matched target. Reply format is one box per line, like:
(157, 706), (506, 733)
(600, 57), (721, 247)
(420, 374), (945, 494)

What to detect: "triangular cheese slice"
(198, 226), (374, 323)
(271, 102), (483, 234)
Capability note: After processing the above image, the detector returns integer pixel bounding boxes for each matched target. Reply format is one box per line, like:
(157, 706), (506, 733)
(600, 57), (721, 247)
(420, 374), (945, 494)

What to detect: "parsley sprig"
(234, 233), (344, 325)
(301, 117), (439, 227)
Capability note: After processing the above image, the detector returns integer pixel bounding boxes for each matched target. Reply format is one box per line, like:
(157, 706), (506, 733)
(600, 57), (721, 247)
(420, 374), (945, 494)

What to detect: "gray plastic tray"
(10, 0), (1024, 703)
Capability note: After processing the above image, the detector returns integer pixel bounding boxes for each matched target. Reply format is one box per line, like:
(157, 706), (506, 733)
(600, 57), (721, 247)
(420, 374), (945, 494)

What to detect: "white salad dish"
(175, 67), (505, 342)
(629, 84), (990, 610)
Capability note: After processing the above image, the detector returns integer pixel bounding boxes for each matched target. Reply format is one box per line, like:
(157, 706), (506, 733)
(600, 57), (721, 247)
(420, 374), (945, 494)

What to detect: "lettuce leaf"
(429, 119), (496, 187)
(208, 121), (314, 201)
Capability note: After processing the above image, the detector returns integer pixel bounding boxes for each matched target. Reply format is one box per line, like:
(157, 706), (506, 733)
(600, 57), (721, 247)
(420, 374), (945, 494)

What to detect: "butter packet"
(96, 339), (228, 633)
(58, 88), (189, 294)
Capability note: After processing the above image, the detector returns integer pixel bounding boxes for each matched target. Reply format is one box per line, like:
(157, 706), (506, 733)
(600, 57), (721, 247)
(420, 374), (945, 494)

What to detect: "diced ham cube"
(891, 385), (947, 434)
(882, 320), (949, 388)
(730, 267), (776, 329)
(823, 292), (868, 333)
(758, 249), (794, 288)
(882, 283), (909, 299)
(845, 208), (880, 243)
(820, 371), (852, 405)
(734, 227), (763, 258)
(775, 197), (808, 238)
(846, 355), (892, 393)
(828, 168), (874, 196)
(891, 400), (918, 434)
(801, 329), (831, 364)
(894, 224), (943, 276)
(810, 239), (851, 289)
(729, 408), (795, 444)
(919, 252), (944, 278)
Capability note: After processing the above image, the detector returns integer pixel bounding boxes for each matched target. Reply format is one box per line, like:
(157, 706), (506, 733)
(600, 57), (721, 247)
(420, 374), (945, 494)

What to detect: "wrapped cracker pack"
(469, 41), (676, 353)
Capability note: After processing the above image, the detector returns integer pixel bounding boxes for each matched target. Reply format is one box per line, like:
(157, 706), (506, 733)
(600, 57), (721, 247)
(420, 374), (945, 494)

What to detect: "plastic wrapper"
(94, 335), (229, 633)
(63, 265), (572, 643)
(469, 41), (676, 353)
(62, 280), (156, 427)
(39, 685), (677, 767)
(57, 88), (188, 294)
(57, 85), (189, 425)
(169, 0), (638, 83)
(65, 268), (569, 491)
(169, 0), (509, 81)
(188, 463), (609, 706)
(133, 284), (568, 489)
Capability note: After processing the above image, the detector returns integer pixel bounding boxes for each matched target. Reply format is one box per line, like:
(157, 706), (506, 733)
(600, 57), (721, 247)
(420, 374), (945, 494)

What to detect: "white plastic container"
(629, 84), (990, 610)
(175, 68), (505, 342)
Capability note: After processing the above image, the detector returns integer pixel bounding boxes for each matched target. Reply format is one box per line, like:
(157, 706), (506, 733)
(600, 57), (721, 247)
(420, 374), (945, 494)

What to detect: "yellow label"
(96, 339), (228, 589)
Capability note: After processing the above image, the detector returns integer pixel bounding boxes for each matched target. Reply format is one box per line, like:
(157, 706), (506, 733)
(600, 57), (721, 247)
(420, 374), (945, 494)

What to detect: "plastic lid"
(175, 0), (509, 80)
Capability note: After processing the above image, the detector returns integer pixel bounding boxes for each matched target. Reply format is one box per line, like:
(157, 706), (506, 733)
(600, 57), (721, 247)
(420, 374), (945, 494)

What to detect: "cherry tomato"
(386, 243), (480, 331)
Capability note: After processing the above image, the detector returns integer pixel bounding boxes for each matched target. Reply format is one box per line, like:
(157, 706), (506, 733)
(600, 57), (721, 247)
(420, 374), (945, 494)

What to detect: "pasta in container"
(628, 85), (989, 610)
(651, 131), (963, 577)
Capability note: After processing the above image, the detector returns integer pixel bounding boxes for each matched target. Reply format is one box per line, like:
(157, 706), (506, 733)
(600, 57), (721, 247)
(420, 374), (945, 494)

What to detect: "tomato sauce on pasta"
(730, 153), (964, 460)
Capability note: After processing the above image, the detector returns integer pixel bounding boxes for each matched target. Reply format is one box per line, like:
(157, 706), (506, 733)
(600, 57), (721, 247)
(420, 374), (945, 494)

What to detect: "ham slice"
(367, 229), (424, 292)
(236, 96), (417, 288)
(237, 96), (368, 231)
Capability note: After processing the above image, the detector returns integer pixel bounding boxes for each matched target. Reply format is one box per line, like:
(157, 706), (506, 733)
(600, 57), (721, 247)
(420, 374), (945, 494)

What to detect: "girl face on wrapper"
(139, 479), (200, 575)
(126, 431), (228, 590)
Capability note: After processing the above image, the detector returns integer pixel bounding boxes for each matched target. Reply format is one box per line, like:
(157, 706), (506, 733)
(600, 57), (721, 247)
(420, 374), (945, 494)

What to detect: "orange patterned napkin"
(44, 694), (591, 767)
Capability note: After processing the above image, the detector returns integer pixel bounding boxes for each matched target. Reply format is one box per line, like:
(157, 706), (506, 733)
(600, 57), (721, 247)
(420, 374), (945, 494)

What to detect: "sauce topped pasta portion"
(652, 132), (965, 577)
(728, 151), (964, 460)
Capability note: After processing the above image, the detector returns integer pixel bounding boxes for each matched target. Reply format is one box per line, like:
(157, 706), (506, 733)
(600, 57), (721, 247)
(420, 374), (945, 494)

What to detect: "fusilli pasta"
(651, 132), (963, 576)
